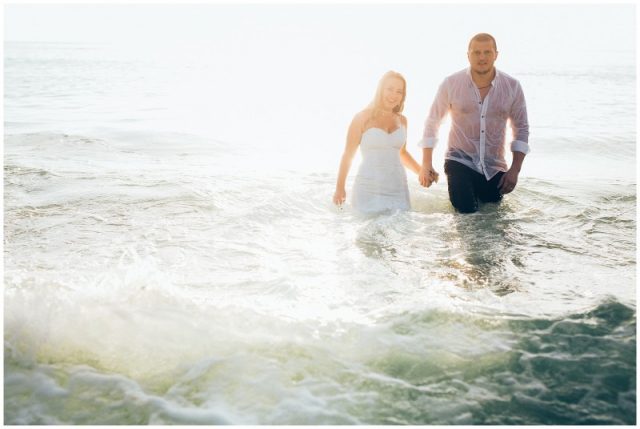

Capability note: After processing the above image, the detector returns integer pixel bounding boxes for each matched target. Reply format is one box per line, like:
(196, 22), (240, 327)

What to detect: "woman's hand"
(333, 188), (346, 205)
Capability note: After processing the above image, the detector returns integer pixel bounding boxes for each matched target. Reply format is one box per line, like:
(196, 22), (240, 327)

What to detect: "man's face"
(467, 40), (498, 75)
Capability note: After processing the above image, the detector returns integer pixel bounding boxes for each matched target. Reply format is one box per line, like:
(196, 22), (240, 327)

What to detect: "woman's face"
(381, 77), (404, 112)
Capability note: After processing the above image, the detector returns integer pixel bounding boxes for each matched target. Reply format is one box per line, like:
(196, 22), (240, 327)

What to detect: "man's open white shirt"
(419, 68), (530, 180)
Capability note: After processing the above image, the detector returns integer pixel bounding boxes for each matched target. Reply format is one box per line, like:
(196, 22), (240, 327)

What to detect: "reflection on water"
(354, 200), (525, 296)
(443, 202), (524, 296)
(355, 214), (400, 260)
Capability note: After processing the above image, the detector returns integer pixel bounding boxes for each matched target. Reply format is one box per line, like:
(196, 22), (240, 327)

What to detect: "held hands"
(419, 166), (440, 188)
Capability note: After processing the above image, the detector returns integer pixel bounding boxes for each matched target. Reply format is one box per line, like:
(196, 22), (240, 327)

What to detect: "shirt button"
(481, 130), (485, 133)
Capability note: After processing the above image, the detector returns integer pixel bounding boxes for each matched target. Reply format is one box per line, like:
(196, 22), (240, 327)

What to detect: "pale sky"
(5, 4), (636, 101)
(5, 3), (635, 51)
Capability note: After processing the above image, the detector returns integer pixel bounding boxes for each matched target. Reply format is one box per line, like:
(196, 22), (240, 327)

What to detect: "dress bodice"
(351, 126), (410, 214)
(359, 126), (407, 154)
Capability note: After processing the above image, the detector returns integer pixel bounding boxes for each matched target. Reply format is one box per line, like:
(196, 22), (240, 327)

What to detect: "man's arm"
(498, 151), (525, 194)
(499, 81), (529, 194)
(418, 80), (449, 187)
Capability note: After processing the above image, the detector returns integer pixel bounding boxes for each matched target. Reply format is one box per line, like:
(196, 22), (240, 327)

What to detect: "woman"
(333, 71), (437, 213)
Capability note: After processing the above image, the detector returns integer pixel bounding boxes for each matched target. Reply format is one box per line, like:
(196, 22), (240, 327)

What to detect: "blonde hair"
(367, 71), (406, 118)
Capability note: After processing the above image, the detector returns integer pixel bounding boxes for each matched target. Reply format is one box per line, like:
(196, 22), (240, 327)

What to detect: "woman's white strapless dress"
(351, 126), (411, 214)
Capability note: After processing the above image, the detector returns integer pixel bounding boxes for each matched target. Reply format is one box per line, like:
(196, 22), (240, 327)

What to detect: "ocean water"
(4, 40), (636, 425)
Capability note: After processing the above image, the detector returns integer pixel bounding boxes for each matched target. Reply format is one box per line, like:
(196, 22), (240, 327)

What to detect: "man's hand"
(498, 168), (519, 194)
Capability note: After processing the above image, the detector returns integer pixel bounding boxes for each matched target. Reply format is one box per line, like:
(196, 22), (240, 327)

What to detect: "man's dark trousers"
(444, 160), (505, 213)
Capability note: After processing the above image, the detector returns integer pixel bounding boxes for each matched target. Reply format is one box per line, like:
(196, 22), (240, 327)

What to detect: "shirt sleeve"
(418, 78), (449, 149)
(509, 81), (530, 154)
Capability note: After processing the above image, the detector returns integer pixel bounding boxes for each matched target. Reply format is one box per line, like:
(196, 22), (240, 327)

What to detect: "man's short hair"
(468, 33), (498, 52)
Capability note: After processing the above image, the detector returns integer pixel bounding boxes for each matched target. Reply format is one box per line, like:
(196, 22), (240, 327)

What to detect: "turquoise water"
(4, 34), (636, 425)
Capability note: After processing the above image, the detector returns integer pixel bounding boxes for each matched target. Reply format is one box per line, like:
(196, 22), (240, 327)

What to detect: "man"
(418, 33), (530, 213)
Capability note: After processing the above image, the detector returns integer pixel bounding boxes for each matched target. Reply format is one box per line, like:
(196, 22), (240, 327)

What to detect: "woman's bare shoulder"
(355, 109), (374, 122)
(351, 109), (373, 128)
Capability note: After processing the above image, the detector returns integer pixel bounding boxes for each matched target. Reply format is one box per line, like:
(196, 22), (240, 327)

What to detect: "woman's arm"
(399, 115), (420, 175)
(400, 144), (421, 175)
(333, 112), (365, 205)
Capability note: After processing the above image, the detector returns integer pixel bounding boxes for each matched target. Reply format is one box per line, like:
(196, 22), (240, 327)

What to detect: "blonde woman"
(333, 71), (437, 213)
